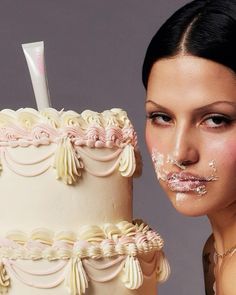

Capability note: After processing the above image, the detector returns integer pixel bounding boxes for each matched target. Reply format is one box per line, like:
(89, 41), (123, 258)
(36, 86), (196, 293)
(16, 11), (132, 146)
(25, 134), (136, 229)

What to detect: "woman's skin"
(145, 55), (236, 295)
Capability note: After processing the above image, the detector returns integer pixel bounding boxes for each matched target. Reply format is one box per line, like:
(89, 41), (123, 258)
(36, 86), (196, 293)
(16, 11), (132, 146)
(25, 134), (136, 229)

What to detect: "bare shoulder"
(202, 234), (215, 295)
(222, 252), (236, 295)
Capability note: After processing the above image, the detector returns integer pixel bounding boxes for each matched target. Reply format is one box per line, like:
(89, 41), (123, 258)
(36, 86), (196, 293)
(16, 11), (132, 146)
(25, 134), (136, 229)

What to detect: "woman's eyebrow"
(193, 101), (236, 113)
(145, 100), (169, 111)
(145, 99), (236, 112)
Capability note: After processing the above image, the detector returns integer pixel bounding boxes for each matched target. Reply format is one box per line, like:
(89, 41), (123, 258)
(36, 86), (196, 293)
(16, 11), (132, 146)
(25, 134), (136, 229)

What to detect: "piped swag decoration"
(119, 144), (136, 177)
(53, 137), (84, 185)
(156, 251), (171, 283)
(64, 258), (88, 295)
(123, 255), (143, 290)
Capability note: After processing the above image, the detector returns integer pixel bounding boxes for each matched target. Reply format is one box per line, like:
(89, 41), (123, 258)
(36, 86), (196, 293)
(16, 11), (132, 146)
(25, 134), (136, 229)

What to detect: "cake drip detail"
(0, 220), (169, 294)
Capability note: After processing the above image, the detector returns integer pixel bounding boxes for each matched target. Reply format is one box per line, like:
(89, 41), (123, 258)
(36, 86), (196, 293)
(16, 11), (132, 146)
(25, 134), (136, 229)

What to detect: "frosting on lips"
(168, 179), (207, 191)
(151, 148), (218, 196)
(166, 172), (210, 195)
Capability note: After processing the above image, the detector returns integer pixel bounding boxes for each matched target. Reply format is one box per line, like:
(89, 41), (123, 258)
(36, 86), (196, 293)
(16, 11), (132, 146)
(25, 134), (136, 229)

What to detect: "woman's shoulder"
(202, 234), (215, 295)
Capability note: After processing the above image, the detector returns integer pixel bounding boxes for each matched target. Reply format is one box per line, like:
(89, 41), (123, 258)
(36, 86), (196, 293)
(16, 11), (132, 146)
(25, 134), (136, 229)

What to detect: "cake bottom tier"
(0, 220), (170, 294)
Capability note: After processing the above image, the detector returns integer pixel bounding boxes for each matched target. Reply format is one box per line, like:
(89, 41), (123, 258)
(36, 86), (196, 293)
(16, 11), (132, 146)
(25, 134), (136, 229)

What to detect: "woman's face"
(145, 55), (236, 217)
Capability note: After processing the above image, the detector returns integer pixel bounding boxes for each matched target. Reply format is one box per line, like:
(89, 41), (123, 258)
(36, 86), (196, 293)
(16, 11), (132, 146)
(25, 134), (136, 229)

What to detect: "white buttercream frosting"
(0, 108), (142, 184)
(0, 220), (169, 294)
(64, 258), (88, 295)
(0, 108), (133, 133)
(119, 145), (136, 177)
(3, 220), (164, 256)
(0, 107), (168, 294)
(53, 137), (84, 184)
(123, 256), (143, 289)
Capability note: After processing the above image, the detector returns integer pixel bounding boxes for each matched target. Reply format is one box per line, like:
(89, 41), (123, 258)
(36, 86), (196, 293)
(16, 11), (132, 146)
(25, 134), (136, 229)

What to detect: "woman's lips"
(167, 179), (207, 192)
(166, 172), (209, 193)
(167, 171), (208, 181)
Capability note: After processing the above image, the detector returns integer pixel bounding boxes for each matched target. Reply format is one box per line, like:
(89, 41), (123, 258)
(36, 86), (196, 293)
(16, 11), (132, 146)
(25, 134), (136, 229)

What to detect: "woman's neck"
(208, 201), (236, 255)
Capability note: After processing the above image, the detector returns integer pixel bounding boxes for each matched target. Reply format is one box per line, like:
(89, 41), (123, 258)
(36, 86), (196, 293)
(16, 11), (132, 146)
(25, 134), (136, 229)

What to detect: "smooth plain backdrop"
(0, 1), (211, 294)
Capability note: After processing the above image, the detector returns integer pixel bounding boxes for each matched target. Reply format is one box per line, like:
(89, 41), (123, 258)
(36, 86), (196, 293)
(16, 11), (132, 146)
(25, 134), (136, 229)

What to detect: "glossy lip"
(167, 180), (206, 192)
(167, 171), (209, 182)
(166, 172), (209, 193)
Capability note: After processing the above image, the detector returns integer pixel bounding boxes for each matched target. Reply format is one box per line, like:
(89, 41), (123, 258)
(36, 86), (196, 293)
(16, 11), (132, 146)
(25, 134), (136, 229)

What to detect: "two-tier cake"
(0, 107), (169, 295)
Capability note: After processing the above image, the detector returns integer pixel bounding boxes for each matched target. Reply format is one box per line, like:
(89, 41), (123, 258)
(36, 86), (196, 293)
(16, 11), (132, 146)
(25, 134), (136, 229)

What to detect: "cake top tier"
(0, 107), (137, 149)
(0, 107), (142, 184)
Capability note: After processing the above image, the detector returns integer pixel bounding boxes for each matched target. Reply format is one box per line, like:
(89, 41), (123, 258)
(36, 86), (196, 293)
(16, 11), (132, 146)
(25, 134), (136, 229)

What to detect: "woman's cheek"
(222, 143), (236, 173)
(145, 125), (170, 157)
(145, 124), (154, 152)
(206, 139), (236, 172)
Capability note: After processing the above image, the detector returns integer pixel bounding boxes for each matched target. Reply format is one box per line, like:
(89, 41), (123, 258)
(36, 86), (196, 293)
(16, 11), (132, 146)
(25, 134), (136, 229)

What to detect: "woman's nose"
(171, 126), (199, 167)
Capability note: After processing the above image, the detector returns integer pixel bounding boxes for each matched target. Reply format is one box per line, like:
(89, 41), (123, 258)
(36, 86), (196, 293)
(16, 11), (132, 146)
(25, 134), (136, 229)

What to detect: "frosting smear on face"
(151, 149), (218, 197)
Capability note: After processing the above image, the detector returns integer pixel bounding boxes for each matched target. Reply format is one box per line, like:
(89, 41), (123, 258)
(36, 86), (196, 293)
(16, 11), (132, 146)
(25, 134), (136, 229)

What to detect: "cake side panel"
(0, 145), (133, 234)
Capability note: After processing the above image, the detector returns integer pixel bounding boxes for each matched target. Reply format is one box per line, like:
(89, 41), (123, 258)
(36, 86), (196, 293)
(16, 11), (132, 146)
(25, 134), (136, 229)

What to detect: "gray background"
(0, 1), (211, 294)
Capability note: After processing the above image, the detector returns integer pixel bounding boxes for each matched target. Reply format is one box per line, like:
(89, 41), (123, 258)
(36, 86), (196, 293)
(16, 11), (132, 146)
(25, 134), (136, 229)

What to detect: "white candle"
(22, 41), (51, 110)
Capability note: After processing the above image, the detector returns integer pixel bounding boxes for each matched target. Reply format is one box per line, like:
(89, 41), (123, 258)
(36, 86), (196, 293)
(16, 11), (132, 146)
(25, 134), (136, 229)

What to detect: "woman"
(142, 1), (236, 294)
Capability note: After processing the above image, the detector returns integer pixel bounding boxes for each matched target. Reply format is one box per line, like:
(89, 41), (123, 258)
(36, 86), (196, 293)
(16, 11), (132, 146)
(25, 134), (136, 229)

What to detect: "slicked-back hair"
(142, 0), (236, 89)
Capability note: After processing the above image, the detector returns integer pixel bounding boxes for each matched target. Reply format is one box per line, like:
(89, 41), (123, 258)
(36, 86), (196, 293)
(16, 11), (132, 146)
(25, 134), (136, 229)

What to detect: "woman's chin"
(167, 191), (208, 217)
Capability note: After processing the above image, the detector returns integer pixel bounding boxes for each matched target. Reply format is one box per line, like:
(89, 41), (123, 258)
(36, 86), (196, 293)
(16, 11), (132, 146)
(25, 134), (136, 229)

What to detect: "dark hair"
(142, 0), (236, 89)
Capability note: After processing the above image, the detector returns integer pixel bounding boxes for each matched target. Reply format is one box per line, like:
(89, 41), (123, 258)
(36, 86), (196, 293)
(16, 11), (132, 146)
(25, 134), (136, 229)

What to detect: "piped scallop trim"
(0, 108), (142, 182)
(0, 108), (137, 148)
(0, 220), (170, 294)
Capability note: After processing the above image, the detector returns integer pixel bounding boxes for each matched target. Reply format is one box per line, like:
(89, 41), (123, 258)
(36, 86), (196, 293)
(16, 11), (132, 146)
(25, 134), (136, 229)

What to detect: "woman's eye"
(203, 115), (232, 128)
(146, 112), (172, 126)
